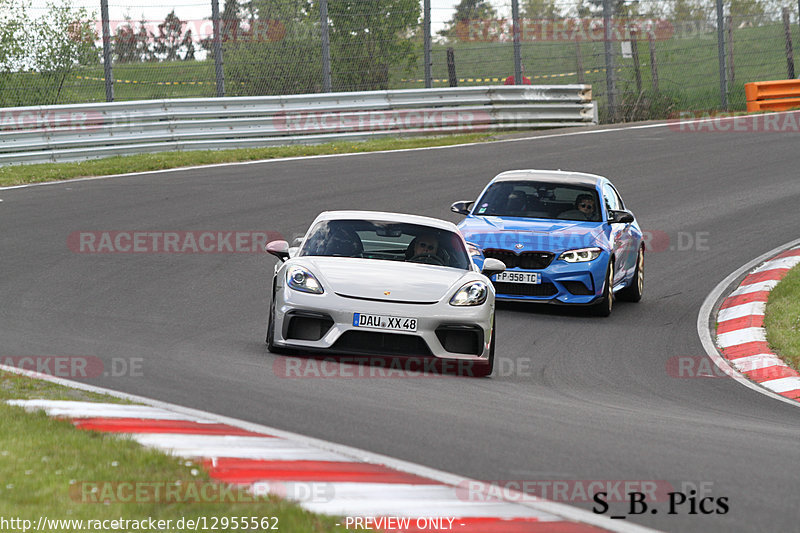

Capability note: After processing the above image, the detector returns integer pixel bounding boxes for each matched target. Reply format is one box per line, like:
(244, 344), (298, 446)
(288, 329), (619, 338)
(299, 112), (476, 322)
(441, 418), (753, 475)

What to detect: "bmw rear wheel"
(592, 260), (614, 317)
(619, 246), (644, 302)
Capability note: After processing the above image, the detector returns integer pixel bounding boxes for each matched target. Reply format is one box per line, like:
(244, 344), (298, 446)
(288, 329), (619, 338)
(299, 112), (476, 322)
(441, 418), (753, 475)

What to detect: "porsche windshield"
(473, 181), (602, 222)
(299, 220), (471, 270)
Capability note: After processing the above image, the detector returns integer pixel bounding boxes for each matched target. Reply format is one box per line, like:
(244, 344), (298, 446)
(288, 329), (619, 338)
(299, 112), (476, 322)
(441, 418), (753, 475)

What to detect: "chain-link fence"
(1, 0), (799, 123)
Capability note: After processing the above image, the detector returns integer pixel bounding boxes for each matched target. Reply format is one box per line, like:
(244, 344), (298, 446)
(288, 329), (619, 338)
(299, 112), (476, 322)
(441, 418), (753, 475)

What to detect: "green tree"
(326, 0), (421, 91)
(439, 0), (497, 40)
(154, 10), (188, 61)
(225, 0), (321, 95)
(728, 0), (766, 25)
(522, 0), (560, 20)
(0, 0), (98, 106)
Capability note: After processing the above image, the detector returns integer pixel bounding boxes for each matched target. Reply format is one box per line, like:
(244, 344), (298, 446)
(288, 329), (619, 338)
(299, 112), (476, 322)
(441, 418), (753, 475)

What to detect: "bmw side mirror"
(481, 258), (506, 278)
(266, 240), (290, 262)
(450, 201), (474, 215)
(608, 210), (634, 224)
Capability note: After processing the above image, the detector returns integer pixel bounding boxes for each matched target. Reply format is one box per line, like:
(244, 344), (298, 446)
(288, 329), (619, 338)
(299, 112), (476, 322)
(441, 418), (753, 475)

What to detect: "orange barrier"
(745, 79), (800, 112)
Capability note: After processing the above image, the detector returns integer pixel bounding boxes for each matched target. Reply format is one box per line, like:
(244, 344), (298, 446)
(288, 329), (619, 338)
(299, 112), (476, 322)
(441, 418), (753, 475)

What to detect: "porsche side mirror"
(266, 240), (290, 261)
(481, 258), (506, 278)
(450, 201), (474, 215)
(608, 210), (634, 224)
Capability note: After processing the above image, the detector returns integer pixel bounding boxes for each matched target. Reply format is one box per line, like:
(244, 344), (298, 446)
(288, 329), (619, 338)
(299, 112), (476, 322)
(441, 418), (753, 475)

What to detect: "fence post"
(100, 0), (114, 102)
(211, 0), (225, 97)
(631, 29), (642, 95)
(726, 15), (734, 85)
(648, 32), (658, 93)
(447, 48), (458, 87)
(715, 0), (728, 110)
(576, 40), (585, 85)
(320, 0), (331, 92)
(603, 0), (617, 121)
(424, 0), (432, 88)
(512, 0), (522, 84)
(783, 7), (795, 79)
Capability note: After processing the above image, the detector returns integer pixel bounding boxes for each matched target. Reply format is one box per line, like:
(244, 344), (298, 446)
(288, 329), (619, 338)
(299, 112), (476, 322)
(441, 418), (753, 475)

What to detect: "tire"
(470, 317), (496, 378)
(619, 246), (644, 302)
(266, 296), (278, 351)
(591, 260), (614, 317)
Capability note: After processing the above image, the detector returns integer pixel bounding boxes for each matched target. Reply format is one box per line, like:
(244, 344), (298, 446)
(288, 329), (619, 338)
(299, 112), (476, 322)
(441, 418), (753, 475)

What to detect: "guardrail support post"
(100, 0), (114, 102)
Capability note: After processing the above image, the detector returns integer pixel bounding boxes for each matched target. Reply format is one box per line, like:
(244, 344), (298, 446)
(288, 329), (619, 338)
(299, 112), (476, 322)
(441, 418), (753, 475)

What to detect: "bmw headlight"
(450, 281), (488, 306)
(286, 266), (323, 294)
(558, 247), (602, 263)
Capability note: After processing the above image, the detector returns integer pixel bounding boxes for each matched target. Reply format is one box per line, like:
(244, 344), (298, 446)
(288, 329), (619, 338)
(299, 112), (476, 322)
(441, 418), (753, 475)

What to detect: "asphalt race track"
(2, 119), (800, 532)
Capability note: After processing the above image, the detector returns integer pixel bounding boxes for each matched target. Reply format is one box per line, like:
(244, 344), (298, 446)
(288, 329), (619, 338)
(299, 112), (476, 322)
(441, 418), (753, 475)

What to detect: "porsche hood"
(294, 257), (476, 303)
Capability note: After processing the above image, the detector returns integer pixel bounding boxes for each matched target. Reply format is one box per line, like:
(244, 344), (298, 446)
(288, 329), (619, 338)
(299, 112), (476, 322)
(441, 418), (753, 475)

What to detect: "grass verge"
(0, 133), (499, 188)
(0, 370), (345, 532)
(764, 264), (800, 370)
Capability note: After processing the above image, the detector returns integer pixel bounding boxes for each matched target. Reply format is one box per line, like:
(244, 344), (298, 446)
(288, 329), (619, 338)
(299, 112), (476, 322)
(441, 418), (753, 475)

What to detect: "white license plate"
(494, 271), (542, 284)
(353, 313), (417, 332)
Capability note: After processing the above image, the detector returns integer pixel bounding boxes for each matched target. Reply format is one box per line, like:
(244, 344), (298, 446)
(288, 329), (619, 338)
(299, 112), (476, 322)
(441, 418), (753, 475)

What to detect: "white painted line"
(131, 433), (354, 462)
(292, 483), (556, 519)
(6, 400), (210, 421)
(717, 301), (766, 322)
(729, 280), (779, 297)
(716, 327), (766, 348)
(730, 355), (788, 373)
(760, 377), (800, 394)
(0, 363), (655, 532)
(750, 256), (800, 273)
(698, 236), (800, 409)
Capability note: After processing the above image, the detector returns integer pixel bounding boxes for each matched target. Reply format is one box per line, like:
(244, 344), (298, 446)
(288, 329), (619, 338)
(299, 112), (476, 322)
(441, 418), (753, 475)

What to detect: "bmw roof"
(489, 169), (605, 188)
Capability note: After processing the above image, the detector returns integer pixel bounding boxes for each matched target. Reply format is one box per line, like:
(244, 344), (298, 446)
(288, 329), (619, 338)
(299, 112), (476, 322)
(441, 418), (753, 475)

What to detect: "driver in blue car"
(559, 193), (599, 221)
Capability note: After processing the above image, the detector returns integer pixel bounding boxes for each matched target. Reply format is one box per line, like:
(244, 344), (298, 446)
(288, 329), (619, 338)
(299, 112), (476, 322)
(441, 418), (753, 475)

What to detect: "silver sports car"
(265, 211), (505, 376)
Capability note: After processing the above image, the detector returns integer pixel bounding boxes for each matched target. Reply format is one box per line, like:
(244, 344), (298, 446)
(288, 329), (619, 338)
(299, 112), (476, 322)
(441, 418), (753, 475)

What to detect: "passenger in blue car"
(558, 193), (600, 221)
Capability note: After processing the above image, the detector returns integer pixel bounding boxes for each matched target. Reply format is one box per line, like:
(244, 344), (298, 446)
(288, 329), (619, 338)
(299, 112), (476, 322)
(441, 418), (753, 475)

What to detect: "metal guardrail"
(745, 79), (800, 112)
(0, 86), (596, 165)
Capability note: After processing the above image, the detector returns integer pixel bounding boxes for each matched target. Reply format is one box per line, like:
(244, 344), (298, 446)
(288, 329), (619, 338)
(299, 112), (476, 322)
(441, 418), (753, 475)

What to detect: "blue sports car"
(451, 170), (644, 316)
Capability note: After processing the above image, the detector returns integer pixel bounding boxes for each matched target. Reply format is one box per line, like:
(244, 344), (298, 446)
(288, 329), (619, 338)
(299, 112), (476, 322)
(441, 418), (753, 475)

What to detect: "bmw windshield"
(473, 181), (602, 222)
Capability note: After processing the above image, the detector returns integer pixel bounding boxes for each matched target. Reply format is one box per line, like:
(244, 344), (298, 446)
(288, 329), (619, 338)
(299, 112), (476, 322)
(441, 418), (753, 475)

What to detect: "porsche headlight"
(558, 247), (602, 263)
(286, 266), (323, 294)
(450, 281), (488, 306)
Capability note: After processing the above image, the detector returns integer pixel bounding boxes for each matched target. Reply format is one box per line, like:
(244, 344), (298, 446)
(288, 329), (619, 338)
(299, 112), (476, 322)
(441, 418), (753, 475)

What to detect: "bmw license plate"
(493, 271), (542, 284)
(353, 313), (417, 332)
